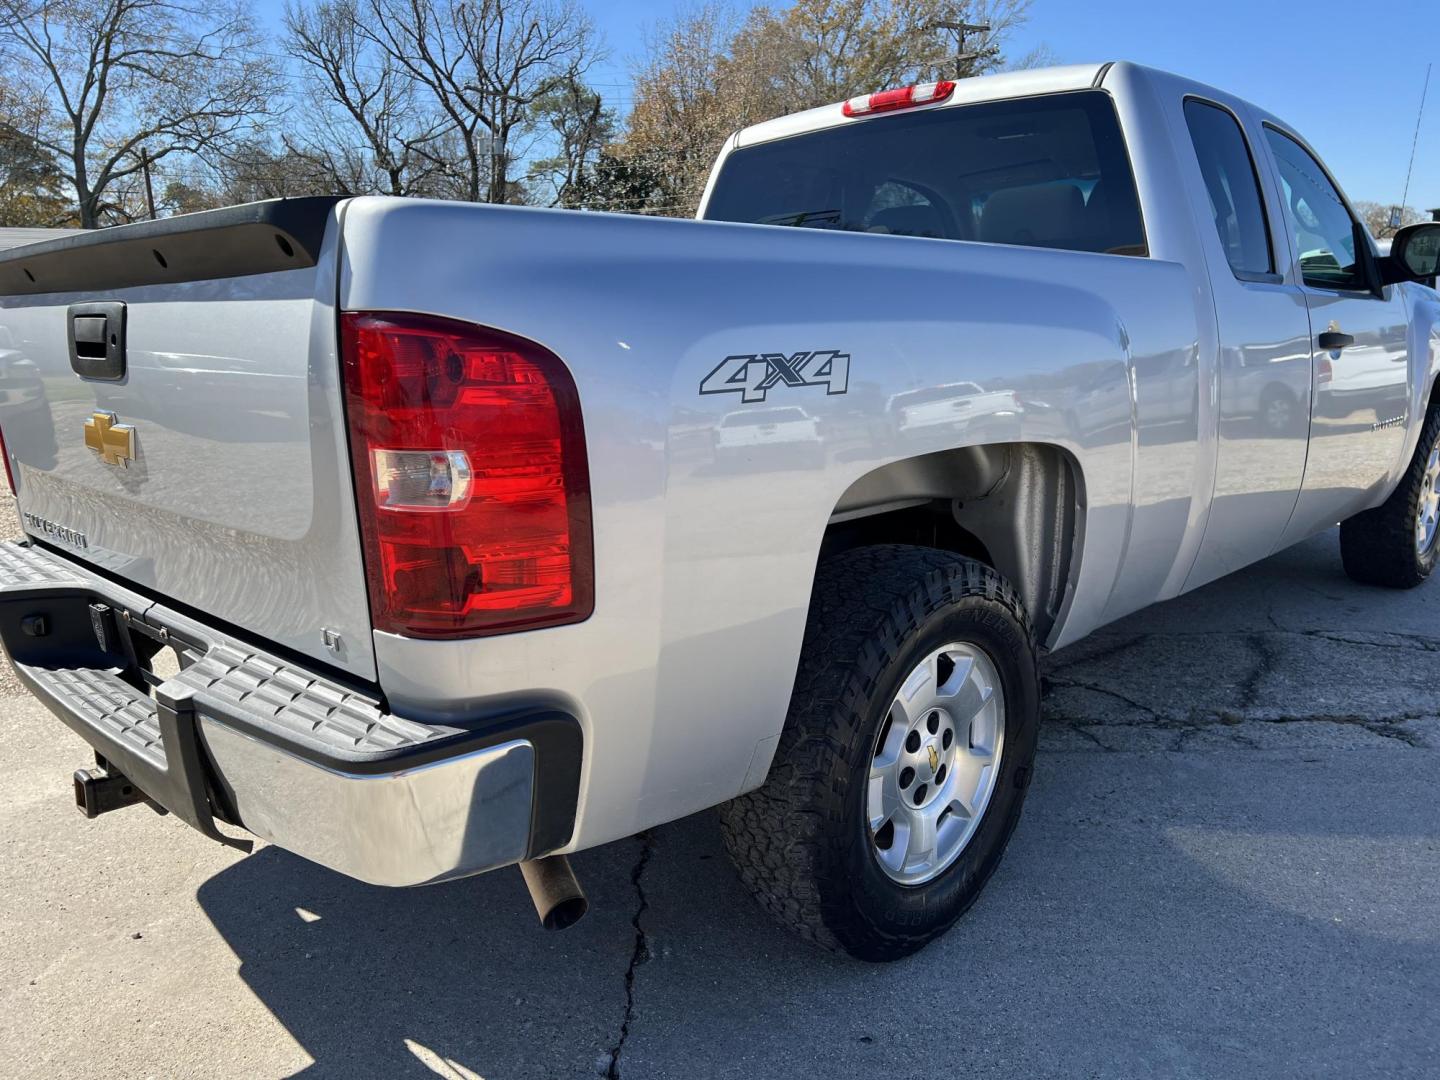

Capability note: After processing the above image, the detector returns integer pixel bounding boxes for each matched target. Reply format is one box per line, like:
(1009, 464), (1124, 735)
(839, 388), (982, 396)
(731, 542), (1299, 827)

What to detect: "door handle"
(1317, 329), (1354, 351)
(67, 302), (127, 380)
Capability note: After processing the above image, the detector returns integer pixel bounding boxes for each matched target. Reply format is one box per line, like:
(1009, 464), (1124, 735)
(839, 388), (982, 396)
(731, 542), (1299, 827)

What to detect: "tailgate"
(0, 198), (376, 680)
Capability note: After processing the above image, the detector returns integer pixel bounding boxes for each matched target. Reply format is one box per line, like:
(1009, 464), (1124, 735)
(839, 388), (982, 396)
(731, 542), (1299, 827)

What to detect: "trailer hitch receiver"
(73, 763), (147, 819)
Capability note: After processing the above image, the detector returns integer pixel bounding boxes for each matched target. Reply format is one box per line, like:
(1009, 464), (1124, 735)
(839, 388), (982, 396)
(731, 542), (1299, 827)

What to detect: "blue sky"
(255, 0), (1440, 212)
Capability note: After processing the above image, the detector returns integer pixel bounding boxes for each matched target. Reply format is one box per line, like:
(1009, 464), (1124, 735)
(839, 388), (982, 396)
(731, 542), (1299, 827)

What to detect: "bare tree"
(0, 0), (278, 227)
(1354, 200), (1428, 240)
(150, 136), (353, 214)
(361, 0), (599, 204)
(284, 0), (454, 196)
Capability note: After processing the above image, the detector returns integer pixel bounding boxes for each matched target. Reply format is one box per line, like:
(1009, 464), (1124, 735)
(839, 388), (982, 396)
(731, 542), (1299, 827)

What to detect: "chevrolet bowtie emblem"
(927, 745), (939, 772)
(83, 412), (136, 467)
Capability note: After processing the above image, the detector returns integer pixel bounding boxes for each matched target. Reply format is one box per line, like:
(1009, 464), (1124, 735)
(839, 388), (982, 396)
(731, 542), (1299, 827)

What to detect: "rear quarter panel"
(338, 197), (1198, 849)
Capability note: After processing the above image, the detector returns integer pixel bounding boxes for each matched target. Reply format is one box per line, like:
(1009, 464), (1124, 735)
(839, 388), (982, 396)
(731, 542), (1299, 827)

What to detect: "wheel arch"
(819, 442), (1085, 646)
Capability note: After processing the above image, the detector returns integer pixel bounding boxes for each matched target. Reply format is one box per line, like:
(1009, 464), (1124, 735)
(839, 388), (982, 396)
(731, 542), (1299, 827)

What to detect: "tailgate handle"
(67, 301), (127, 381)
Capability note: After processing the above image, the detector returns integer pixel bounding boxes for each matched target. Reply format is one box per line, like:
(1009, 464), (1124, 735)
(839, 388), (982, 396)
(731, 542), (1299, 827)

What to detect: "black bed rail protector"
(0, 196), (344, 297)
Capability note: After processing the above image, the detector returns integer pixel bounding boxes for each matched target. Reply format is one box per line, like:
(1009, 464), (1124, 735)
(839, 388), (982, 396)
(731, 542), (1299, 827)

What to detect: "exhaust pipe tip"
(519, 854), (588, 931)
(540, 894), (589, 932)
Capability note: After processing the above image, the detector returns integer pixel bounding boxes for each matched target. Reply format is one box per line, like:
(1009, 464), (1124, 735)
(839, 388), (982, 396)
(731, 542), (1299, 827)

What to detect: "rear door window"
(1183, 99), (1274, 279)
(704, 91), (1147, 257)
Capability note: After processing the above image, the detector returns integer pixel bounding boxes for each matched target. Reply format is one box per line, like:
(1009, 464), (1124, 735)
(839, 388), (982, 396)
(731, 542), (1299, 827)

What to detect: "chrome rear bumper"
(0, 540), (578, 886)
(200, 722), (533, 886)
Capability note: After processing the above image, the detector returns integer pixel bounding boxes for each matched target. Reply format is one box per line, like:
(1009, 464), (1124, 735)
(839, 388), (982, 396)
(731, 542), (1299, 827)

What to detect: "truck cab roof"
(727, 61), (1299, 153)
(732, 63), (1116, 150)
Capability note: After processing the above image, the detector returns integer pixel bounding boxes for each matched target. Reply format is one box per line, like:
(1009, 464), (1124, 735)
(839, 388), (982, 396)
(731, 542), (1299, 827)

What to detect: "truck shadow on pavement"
(197, 835), (654, 1079)
(195, 532), (1440, 1078)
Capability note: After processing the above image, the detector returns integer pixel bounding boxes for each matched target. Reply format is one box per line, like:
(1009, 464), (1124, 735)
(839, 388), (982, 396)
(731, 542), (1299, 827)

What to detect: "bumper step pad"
(0, 540), (462, 766)
(0, 540), (558, 884)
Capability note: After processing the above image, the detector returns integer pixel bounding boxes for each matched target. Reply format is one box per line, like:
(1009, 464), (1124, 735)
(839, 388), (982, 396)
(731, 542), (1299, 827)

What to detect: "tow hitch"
(72, 758), (151, 819)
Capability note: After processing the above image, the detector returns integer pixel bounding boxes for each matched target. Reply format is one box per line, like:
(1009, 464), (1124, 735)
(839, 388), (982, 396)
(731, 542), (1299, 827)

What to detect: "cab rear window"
(704, 90), (1147, 258)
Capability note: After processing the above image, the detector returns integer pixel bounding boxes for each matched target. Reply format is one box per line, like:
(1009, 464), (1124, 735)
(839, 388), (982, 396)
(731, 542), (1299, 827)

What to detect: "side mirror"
(1379, 221), (1440, 285)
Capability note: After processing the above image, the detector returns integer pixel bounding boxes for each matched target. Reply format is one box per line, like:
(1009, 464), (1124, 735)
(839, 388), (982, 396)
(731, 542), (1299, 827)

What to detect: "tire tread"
(718, 544), (1035, 958)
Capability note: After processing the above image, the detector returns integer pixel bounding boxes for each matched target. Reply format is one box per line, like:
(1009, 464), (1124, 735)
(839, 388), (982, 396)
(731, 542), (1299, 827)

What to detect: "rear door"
(0, 199), (377, 679)
(1179, 97), (1314, 589)
(1261, 126), (1412, 545)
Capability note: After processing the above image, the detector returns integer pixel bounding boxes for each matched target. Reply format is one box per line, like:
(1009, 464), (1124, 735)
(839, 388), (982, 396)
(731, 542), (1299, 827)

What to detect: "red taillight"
(340, 311), (593, 638)
(842, 80), (956, 118)
(0, 424), (14, 496)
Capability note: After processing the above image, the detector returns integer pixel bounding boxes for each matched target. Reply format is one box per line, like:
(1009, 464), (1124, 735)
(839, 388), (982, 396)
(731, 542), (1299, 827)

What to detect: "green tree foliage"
(0, 86), (75, 226)
(566, 149), (664, 213)
(530, 78), (617, 207)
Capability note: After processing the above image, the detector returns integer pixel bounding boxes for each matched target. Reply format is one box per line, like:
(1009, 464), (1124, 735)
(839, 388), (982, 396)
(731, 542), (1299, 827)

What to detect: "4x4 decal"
(700, 350), (850, 404)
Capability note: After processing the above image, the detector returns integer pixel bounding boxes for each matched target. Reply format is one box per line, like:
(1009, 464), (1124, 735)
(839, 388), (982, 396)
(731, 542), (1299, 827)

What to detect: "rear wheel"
(719, 545), (1039, 961)
(1340, 405), (1440, 588)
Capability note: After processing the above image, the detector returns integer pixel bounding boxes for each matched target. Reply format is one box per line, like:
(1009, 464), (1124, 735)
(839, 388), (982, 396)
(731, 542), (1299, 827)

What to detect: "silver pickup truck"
(1, 62), (1438, 962)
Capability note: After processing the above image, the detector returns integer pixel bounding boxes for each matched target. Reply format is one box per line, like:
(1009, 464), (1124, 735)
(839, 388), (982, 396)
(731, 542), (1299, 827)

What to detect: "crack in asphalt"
(1056, 712), (1433, 746)
(1044, 626), (1437, 749)
(605, 831), (654, 1080)
(1237, 632), (1275, 709)
(1055, 720), (1114, 751)
(1047, 626), (1440, 669)
(1043, 675), (1162, 719)
(1304, 630), (1440, 653)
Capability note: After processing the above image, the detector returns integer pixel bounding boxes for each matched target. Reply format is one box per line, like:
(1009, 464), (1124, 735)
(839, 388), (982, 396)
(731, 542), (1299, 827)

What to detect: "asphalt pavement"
(2, 503), (1438, 1079)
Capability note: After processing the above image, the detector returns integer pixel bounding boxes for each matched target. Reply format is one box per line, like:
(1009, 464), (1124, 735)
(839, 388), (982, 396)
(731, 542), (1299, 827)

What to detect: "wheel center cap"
(913, 738), (942, 782)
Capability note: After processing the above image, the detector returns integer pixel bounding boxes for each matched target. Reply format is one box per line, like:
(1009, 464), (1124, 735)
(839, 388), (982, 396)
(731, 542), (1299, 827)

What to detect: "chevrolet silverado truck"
(1, 63), (1438, 962)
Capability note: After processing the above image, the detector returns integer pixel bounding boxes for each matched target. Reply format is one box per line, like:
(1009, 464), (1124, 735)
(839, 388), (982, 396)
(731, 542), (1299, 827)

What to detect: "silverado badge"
(83, 412), (136, 467)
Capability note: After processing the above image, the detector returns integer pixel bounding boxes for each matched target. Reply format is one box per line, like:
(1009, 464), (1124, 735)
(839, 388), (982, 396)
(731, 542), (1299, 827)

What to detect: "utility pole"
(139, 147), (156, 220)
(931, 20), (991, 79)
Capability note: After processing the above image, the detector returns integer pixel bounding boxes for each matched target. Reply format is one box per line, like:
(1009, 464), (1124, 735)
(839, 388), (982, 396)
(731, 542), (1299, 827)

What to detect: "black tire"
(718, 545), (1040, 962)
(1340, 404), (1440, 588)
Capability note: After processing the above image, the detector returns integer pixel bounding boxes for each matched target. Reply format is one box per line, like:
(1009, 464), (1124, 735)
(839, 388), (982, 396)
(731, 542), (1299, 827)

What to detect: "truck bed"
(1, 195), (1198, 847)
